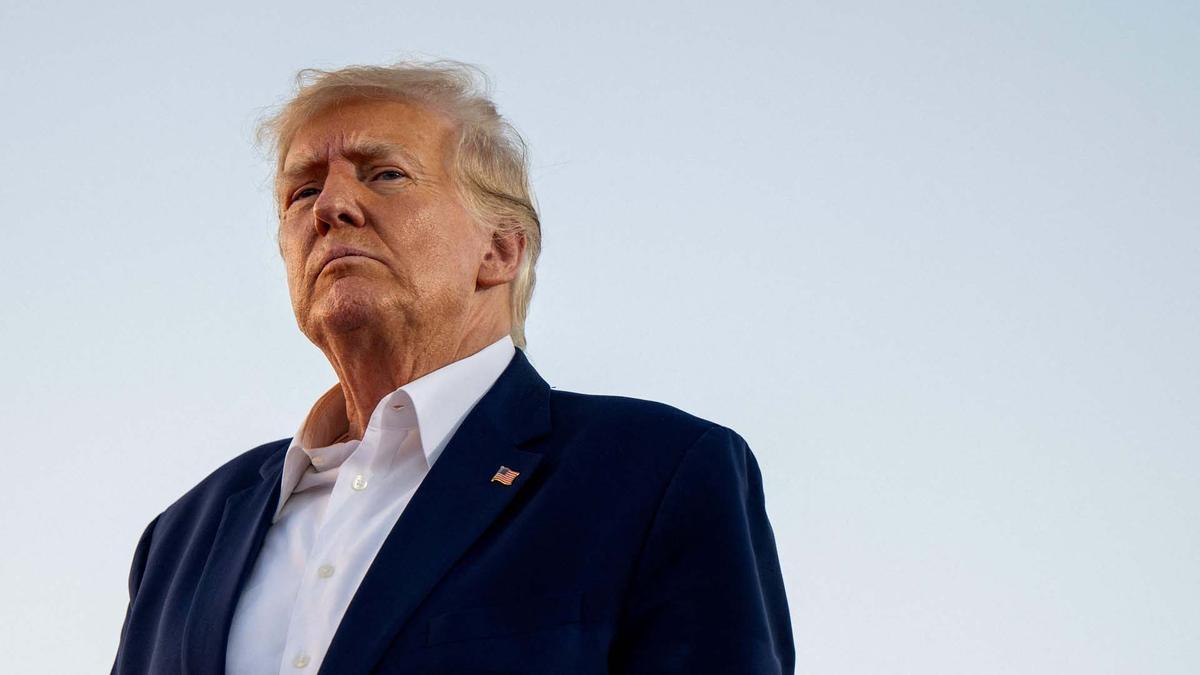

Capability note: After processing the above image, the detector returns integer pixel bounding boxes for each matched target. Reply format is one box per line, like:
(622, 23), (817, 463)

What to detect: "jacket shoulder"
(545, 388), (734, 476)
(154, 437), (289, 527)
(549, 388), (718, 437)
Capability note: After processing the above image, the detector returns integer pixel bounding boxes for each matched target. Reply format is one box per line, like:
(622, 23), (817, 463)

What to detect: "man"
(111, 60), (793, 674)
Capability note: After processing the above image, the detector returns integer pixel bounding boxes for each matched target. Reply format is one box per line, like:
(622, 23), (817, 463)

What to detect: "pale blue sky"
(2, 1), (1197, 673)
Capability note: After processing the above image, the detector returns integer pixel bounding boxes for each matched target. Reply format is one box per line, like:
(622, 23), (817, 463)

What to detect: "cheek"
(277, 222), (308, 287)
(385, 202), (478, 270)
(436, 212), (488, 285)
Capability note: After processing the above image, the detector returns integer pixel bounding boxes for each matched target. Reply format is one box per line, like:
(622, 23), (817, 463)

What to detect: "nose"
(312, 168), (365, 234)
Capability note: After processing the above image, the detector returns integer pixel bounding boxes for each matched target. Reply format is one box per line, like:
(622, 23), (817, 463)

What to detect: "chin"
(311, 289), (388, 336)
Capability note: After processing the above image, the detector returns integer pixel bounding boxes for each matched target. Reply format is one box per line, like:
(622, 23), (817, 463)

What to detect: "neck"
(318, 322), (510, 441)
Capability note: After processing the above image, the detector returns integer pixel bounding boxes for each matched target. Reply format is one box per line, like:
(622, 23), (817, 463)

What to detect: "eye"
(372, 169), (407, 181)
(286, 186), (320, 207)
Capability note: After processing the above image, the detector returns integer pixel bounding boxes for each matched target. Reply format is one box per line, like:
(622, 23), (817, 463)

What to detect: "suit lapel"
(319, 347), (553, 674)
(181, 442), (287, 675)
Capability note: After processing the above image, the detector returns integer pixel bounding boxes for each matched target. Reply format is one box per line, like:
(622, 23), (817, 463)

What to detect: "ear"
(477, 227), (526, 289)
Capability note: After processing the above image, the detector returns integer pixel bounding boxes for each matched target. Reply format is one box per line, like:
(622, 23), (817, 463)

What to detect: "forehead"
(281, 98), (455, 176)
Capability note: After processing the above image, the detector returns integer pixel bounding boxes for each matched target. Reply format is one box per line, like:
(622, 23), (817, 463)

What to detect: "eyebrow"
(280, 139), (427, 183)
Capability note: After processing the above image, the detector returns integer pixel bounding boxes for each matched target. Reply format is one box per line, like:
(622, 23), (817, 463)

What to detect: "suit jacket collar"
(181, 346), (552, 675)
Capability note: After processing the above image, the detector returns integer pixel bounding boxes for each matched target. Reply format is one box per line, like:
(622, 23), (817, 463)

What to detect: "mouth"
(318, 246), (379, 274)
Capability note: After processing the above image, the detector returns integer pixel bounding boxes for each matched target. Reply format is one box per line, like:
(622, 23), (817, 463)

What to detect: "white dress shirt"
(226, 334), (516, 674)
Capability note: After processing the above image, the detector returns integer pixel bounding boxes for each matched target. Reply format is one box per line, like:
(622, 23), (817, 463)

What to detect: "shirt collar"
(274, 334), (517, 520)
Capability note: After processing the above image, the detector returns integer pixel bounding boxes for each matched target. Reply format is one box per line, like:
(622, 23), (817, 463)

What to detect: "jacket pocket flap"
(427, 591), (583, 646)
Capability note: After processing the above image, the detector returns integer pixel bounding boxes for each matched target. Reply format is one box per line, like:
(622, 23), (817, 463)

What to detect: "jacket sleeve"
(610, 425), (795, 674)
(110, 514), (160, 675)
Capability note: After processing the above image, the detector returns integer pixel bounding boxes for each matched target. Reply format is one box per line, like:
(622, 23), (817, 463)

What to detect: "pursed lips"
(318, 246), (380, 275)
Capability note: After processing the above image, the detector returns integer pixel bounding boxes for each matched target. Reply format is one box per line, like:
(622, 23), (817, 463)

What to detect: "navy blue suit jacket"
(111, 348), (794, 674)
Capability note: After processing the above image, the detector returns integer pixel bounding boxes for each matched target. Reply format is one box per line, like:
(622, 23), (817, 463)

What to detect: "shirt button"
(391, 403), (406, 410)
(352, 474), (369, 491)
(318, 564), (335, 578)
(293, 653), (310, 668)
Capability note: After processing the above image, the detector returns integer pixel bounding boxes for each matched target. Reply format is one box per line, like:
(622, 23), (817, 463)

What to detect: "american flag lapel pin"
(491, 465), (520, 485)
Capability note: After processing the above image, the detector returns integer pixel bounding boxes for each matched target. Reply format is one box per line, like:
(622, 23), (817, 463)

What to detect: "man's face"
(277, 98), (490, 346)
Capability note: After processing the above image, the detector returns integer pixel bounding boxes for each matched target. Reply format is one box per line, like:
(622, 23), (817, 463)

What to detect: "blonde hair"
(256, 59), (541, 350)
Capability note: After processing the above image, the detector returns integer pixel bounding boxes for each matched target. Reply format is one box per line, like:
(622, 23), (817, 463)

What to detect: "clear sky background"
(2, 1), (1197, 673)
